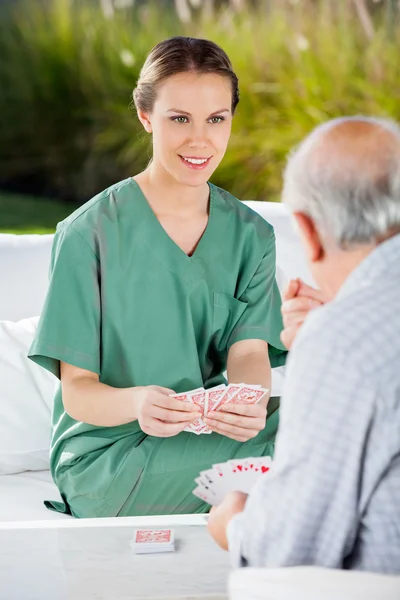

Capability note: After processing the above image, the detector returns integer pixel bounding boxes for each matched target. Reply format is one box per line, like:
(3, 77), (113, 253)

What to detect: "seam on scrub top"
(64, 178), (133, 231)
(70, 225), (100, 261)
(227, 327), (270, 349)
(32, 339), (98, 361)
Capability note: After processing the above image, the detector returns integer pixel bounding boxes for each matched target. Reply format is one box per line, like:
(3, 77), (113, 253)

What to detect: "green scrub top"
(28, 178), (287, 518)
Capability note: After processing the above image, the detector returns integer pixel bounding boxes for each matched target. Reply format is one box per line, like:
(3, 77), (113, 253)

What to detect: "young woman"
(28, 37), (287, 518)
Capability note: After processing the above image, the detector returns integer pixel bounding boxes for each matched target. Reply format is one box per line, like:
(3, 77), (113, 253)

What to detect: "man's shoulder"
(294, 283), (400, 375)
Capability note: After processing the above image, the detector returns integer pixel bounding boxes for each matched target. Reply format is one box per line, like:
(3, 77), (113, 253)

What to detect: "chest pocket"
(212, 292), (247, 352)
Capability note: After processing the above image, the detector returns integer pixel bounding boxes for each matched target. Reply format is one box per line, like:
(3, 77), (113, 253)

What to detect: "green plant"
(0, 0), (399, 204)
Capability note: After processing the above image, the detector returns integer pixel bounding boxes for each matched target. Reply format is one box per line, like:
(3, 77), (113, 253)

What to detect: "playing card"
(252, 455), (273, 474)
(188, 388), (216, 433)
(224, 457), (271, 492)
(194, 476), (218, 502)
(197, 467), (228, 504)
(206, 385), (227, 415)
(214, 383), (243, 410)
(227, 385), (268, 405)
(172, 383), (268, 435)
(192, 457), (273, 505)
(192, 485), (215, 505)
(131, 529), (175, 554)
(173, 387), (205, 434)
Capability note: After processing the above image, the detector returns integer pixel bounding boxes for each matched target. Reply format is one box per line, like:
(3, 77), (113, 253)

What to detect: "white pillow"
(0, 317), (57, 475)
(0, 234), (53, 321)
(244, 201), (315, 287)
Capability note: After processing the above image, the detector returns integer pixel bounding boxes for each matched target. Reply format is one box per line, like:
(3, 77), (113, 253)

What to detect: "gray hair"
(282, 116), (400, 248)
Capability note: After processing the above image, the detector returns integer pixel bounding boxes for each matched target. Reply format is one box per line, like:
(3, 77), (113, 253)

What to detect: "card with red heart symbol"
(192, 456), (272, 505)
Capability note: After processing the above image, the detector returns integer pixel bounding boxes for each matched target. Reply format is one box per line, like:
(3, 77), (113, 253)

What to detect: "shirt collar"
(336, 233), (400, 300)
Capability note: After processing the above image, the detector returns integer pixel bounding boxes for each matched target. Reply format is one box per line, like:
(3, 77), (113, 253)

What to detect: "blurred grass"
(0, 0), (400, 222)
(0, 192), (76, 233)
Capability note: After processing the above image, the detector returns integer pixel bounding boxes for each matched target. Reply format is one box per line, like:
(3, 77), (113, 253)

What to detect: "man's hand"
(280, 279), (328, 349)
(204, 402), (267, 442)
(208, 491), (248, 550)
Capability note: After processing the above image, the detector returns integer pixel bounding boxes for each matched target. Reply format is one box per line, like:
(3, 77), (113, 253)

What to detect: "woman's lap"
(53, 400), (280, 518)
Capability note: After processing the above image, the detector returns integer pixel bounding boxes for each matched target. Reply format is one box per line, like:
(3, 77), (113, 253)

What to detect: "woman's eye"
(209, 116), (224, 124)
(172, 116), (189, 124)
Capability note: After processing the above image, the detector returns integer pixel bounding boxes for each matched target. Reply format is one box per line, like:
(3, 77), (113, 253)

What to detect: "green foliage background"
(0, 0), (399, 205)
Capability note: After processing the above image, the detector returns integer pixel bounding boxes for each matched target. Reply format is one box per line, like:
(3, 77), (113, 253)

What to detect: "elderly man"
(208, 116), (400, 574)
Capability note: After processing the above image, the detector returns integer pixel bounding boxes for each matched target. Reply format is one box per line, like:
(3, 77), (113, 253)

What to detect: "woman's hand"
(204, 401), (267, 442)
(208, 491), (248, 550)
(134, 385), (200, 437)
(280, 279), (328, 350)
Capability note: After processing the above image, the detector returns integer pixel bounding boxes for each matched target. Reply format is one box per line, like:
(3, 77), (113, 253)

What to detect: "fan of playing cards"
(192, 456), (273, 506)
(171, 383), (269, 435)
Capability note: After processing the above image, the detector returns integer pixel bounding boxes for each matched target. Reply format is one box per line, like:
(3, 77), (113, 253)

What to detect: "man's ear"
(137, 110), (152, 133)
(293, 212), (324, 263)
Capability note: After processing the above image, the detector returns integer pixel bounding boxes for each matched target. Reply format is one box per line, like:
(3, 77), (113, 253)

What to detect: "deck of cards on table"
(171, 383), (269, 434)
(192, 456), (273, 505)
(131, 529), (175, 554)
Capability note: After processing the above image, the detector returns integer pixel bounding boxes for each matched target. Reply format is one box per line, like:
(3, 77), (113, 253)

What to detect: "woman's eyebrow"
(166, 108), (231, 116)
(167, 109), (191, 115)
(209, 109), (231, 116)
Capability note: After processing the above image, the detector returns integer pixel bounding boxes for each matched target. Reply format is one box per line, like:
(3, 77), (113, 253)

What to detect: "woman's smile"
(179, 155), (213, 170)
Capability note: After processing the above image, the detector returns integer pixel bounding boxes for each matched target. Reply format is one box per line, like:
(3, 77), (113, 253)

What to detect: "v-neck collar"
(129, 178), (220, 282)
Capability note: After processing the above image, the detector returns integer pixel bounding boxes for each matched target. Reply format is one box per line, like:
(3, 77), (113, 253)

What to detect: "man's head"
(282, 116), (400, 299)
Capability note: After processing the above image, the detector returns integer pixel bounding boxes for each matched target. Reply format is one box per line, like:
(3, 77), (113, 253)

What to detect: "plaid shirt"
(228, 234), (400, 575)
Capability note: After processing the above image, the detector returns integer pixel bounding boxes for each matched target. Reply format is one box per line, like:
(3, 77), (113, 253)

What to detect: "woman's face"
(139, 72), (233, 188)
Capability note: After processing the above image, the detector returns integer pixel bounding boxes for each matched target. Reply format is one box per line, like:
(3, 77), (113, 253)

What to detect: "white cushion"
(0, 234), (53, 321)
(0, 471), (67, 521)
(0, 317), (57, 474)
(245, 201), (315, 286)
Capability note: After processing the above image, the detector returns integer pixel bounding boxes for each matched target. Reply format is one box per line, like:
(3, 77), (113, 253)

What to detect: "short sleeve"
(28, 225), (101, 378)
(227, 231), (287, 368)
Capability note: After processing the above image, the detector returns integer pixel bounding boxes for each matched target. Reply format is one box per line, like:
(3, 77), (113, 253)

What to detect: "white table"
(0, 515), (230, 600)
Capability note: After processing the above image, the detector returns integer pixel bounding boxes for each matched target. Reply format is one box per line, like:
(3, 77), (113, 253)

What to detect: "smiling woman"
(27, 36), (287, 519)
(136, 70), (232, 193)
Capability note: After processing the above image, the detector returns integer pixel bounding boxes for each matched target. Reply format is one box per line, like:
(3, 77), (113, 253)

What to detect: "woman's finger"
(152, 405), (200, 424)
(213, 403), (264, 417)
(205, 420), (256, 442)
(149, 385), (176, 395)
(146, 417), (189, 437)
(205, 413), (264, 432)
(155, 394), (199, 413)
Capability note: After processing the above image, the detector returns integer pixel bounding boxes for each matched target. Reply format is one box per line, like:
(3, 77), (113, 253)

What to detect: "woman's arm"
(226, 339), (271, 393)
(60, 362), (199, 434)
(61, 362), (138, 427)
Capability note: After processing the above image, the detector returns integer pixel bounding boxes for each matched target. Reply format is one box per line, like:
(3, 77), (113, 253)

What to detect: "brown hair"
(133, 36), (239, 115)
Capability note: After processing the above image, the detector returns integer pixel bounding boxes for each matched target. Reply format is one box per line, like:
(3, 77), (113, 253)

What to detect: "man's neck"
(322, 244), (377, 300)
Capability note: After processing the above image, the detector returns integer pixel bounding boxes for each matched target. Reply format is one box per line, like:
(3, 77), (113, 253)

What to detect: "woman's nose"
(187, 125), (208, 147)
